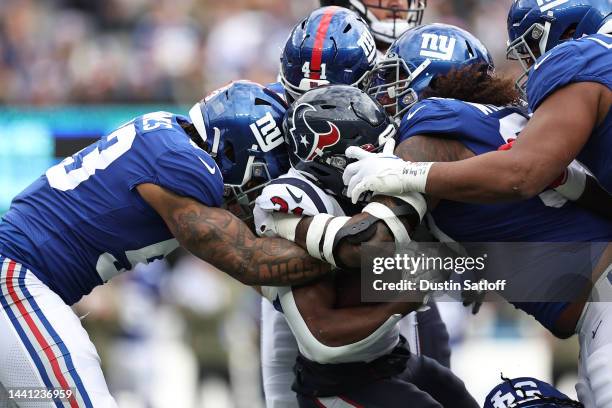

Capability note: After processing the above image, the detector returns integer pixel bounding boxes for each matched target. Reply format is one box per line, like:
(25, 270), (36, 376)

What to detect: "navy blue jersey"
(0, 112), (223, 305)
(527, 33), (612, 192)
(399, 98), (612, 332)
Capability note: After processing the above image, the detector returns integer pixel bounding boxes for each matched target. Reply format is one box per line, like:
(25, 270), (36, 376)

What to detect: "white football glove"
(253, 204), (279, 237)
(253, 202), (302, 241)
(343, 138), (433, 204)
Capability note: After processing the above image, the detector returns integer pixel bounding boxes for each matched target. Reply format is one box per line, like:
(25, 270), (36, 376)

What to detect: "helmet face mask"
(347, 0), (427, 44)
(223, 161), (275, 222)
(366, 54), (430, 120)
(506, 19), (551, 99)
(505, 0), (612, 100)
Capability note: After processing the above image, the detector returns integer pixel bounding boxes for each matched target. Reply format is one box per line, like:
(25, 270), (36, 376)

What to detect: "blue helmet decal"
(188, 80), (290, 218)
(367, 23), (494, 120)
(506, 0), (611, 97)
(280, 6), (377, 102)
(484, 376), (581, 408)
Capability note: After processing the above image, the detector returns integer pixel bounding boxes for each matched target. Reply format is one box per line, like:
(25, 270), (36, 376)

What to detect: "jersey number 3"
(46, 123), (137, 191)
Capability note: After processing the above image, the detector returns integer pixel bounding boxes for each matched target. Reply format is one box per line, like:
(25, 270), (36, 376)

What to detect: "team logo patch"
(357, 29), (377, 64)
(536, 0), (569, 12)
(420, 33), (456, 60)
(289, 103), (341, 161)
(250, 111), (284, 152)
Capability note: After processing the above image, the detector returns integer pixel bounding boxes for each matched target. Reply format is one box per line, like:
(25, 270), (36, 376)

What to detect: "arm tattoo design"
(166, 201), (330, 286)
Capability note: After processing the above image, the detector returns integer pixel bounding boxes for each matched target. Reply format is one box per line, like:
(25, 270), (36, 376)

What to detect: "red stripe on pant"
(310, 6), (338, 80)
(5, 260), (80, 408)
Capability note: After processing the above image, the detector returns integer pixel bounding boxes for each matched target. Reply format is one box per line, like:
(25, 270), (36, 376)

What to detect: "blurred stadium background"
(0, 0), (579, 407)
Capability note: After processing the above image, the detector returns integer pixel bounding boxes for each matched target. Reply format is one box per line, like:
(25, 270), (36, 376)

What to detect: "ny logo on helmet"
(289, 103), (341, 162)
(420, 33), (457, 60)
(357, 30), (377, 64)
(250, 111), (284, 152)
(536, 0), (569, 12)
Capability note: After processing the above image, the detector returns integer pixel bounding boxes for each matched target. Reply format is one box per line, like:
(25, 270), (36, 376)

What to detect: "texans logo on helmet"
(289, 103), (341, 161)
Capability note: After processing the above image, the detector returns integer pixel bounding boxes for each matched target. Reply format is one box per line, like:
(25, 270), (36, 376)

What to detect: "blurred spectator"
(0, 0), (522, 106)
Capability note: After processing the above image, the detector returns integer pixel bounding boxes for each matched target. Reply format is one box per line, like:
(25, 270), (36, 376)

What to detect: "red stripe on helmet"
(310, 7), (338, 80)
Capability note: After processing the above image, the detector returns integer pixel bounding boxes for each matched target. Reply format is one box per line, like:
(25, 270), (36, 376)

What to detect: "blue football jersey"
(399, 98), (612, 332)
(527, 34), (612, 192)
(0, 112), (224, 305)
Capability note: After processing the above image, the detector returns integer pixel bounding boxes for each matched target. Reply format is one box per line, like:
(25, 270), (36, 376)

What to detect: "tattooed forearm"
(395, 135), (473, 163)
(167, 201), (331, 286)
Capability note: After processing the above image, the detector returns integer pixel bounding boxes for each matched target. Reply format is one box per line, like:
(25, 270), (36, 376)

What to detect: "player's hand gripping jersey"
(0, 112), (223, 305)
(527, 33), (612, 192)
(399, 98), (612, 333)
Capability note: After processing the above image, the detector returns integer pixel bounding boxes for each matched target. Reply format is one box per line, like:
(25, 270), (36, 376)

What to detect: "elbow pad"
(276, 286), (401, 364)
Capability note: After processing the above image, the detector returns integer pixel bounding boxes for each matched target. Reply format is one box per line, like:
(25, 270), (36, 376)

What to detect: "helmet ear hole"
(343, 23), (352, 33)
(254, 98), (271, 106)
(561, 23), (578, 40)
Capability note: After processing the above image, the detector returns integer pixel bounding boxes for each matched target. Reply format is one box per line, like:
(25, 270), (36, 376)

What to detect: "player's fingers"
(345, 146), (372, 160)
(342, 161), (361, 186)
(382, 138), (396, 155)
(351, 180), (369, 204)
(346, 172), (360, 200)
(346, 167), (369, 198)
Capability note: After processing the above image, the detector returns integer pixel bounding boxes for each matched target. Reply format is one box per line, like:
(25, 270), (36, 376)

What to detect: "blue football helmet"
(320, 0), (427, 45)
(506, 0), (612, 96)
(367, 23), (494, 120)
(188, 80), (290, 219)
(280, 6), (377, 103)
(484, 376), (583, 408)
